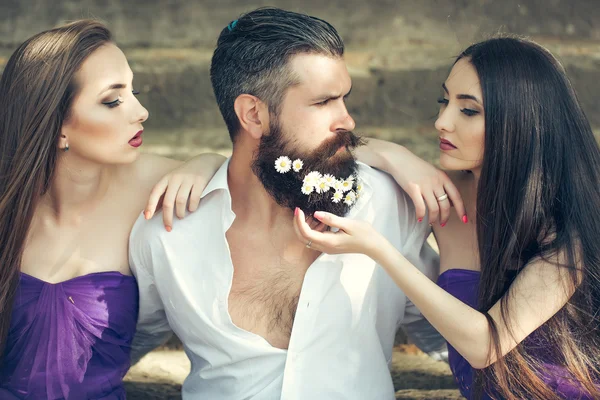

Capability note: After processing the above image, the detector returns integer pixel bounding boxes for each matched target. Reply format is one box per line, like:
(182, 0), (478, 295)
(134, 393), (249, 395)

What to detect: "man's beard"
(251, 119), (365, 216)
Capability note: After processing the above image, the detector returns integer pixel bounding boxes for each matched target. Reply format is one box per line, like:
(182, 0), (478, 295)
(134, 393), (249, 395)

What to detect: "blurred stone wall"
(1, 0), (599, 155)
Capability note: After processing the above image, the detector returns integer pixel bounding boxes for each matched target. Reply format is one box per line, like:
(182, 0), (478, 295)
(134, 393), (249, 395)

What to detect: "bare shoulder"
(117, 153), (183, 191)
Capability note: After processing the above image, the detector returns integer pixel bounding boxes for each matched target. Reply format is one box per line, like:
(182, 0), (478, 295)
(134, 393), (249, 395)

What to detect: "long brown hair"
(464, 37), (600, 398)
(0, 20), (112, 363)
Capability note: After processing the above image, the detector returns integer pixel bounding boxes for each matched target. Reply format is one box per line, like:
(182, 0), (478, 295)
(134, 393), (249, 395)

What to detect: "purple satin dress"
(437, 268), (595, 400)
(0, 271), (139, 399)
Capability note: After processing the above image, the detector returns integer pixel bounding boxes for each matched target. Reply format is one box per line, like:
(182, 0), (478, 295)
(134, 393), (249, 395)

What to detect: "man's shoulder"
(129, 211), (169, 254)
(356, 162), (410, 208)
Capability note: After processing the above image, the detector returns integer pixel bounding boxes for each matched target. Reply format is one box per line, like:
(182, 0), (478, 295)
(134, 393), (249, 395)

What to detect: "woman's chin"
(439, 153), (474, 171)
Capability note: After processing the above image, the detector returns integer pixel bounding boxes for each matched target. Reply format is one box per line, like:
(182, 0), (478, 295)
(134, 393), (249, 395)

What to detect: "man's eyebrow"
(442, 83), (482, 104)
(312, 86), (353, 102)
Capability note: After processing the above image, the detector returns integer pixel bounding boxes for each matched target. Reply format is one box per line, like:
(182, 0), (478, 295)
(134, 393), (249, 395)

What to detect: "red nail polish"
(441, 222), (446, 227)
(166, 226), (172, 232)
(418, 218), (423, 222)
(462, 215), (468, 224)
(294, 207), (299, 216)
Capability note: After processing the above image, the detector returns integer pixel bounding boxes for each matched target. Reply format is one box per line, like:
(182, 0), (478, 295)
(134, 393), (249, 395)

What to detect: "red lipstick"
(129, 130), (143, 148)
(439, 138), (457, 151)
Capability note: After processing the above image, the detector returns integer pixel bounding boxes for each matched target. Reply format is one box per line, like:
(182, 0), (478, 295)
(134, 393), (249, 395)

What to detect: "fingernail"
(441, 222), (446, 227)
(294, 207), (299, 216)
(462, 215), (468, 224)
(314, 211), (324, 220)
(166, 226), (172, 232)
(144, 211), (150, 220)
(418, 217), (423, 223)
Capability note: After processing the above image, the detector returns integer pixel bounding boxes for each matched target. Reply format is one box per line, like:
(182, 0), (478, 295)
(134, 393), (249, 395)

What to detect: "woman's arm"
(356, 138), (466, 225)
(293, 209), (575, 369)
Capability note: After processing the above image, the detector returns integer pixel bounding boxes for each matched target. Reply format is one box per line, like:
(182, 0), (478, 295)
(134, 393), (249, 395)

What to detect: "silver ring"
(436, 193), (449, 202)
(306, 240), (312, 248)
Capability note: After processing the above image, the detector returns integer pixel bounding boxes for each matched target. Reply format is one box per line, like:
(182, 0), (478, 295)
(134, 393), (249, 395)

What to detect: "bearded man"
(129, 7), (444, 400)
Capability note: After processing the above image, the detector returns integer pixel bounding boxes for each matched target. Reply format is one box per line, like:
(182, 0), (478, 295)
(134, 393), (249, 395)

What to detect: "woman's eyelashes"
(437, 97), (480, 116)
(461, 108), (479, 116)
(102, 90), (139, 109)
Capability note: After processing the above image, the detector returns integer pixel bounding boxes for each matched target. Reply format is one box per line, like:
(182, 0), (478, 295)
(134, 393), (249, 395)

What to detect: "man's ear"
(234, 94), (270, 140)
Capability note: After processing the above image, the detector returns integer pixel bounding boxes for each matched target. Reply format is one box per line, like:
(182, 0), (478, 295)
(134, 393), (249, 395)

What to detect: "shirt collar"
(201, 157), (231, 199)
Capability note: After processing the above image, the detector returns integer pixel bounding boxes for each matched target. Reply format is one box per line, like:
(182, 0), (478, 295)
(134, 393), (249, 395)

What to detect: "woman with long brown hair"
(295, 37), (600, 399)
(0, 20), (223, 398)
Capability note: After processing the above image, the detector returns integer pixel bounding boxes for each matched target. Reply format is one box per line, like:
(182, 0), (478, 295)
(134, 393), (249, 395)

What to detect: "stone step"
(1, 39), (598, 148)
(124, 38), (600, 133)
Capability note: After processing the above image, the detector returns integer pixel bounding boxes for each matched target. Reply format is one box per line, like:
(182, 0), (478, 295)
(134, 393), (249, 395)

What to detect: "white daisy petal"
(301, 183), (314, 195)
(274, 156), (292, 174)
(341, 179), (353, 193)
(303, 171), (322, 186)
(323, 174), (336, 185)
(316, 178), (330, 194)
(292, 159), (304, 172)
(331, 190), (343, 203)
(344, 190), (357, 206)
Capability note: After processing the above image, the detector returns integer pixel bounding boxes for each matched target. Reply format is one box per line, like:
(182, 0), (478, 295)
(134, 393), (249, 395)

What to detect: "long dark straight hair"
(462, 37), (600, 398)
(0, 20), (112, 364)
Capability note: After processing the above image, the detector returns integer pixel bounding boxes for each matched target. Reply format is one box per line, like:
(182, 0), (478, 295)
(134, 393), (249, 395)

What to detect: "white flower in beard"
(292, 159), (304, 172)
(344, 190), (357, 206)
(301, 183), (315, 195)
(331, 190), (343, 203)
(340, 177), (354, 193)
(274, 156), (292, 173)
(303, 171), (322, 187)
(315, 178), (331, 194)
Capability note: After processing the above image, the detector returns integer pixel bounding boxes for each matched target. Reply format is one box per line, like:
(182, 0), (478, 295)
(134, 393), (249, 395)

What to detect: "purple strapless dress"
(437, 268), (595, 400)
(0, 271), (139, 399)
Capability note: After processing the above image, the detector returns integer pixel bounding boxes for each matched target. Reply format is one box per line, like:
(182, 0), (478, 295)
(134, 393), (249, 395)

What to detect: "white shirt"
(129, 160), (441, 400)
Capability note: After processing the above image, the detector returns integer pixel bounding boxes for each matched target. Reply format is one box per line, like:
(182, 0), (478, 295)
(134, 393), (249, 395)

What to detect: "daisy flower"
(331, 190), (343, 203)
(315, 178), (331, 194)
(356, 181), (363, 193)
(323, 174), (336, 186)
(292, 159), (304, 172)
(301, 183), (315, 195)
(333, 179), (343, 191)
(344, 190), (357, 206)
(340, 178), (354, 193)
(355, 181), (363, 198)
(274, 156), (292, 174)
(303, 171), (322, 186)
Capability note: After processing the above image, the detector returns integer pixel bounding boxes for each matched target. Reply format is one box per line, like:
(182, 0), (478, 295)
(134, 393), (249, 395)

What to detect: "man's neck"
(227, 150), (293, 230)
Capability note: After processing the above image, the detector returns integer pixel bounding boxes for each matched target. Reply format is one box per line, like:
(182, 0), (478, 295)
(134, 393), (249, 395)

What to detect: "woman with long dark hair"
(294, 37), (600, 399)
(0, 20), (222, 398)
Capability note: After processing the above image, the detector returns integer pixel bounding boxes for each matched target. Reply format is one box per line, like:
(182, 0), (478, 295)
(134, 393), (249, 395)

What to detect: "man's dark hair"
(210, 7), (344, 142)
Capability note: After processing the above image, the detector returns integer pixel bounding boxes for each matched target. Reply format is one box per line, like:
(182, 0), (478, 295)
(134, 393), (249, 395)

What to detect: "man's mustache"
(317, 131), (365, 159)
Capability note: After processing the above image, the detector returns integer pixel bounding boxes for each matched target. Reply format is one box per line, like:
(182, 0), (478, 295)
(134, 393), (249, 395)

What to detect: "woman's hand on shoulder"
(355, 138), (467, 226)
(144, 153), (226, 231)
